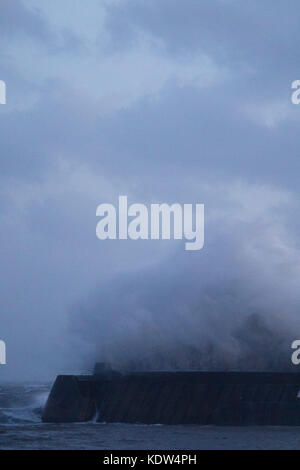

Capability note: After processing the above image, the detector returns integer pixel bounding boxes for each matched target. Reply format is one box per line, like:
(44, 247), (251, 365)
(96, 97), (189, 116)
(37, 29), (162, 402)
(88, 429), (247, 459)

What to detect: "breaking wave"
(0, 384), (50, 425)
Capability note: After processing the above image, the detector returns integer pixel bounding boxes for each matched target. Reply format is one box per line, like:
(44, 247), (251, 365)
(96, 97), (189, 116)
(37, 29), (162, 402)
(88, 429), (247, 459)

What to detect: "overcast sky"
(1, 0), (300, 380)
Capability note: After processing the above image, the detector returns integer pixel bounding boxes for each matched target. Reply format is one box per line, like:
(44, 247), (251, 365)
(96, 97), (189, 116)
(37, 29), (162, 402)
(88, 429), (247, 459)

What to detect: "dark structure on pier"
(42, 364), (300, 425)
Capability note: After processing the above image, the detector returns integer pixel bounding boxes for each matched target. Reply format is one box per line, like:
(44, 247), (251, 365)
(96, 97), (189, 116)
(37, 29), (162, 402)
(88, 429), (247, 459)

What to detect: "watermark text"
(0, 80), (6, 104)
(96, 196), (204, 251)
(0, 340), (6, 365)
(291, 80), (300, 104)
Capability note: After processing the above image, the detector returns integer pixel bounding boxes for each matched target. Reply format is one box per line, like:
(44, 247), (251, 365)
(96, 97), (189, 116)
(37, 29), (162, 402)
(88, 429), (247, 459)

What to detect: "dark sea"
(1, 383), (300, 450)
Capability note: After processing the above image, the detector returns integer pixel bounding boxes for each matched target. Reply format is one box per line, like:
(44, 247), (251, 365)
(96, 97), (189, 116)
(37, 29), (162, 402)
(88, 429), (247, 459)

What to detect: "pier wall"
(42, 371), (300, 425)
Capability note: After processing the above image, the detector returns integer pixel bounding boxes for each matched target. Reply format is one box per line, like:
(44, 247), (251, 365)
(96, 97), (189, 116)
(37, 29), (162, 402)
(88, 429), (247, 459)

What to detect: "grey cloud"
(103, 0), (299, 95)
(0, 0), (53, 43)
(104, 0), (299, 61)
(1, 1), (300, 380)
(0, 0), (85, 55)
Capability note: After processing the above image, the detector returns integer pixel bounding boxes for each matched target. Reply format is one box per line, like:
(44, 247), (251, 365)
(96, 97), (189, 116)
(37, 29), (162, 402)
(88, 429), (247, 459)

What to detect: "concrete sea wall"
(42, 370), (300, 425)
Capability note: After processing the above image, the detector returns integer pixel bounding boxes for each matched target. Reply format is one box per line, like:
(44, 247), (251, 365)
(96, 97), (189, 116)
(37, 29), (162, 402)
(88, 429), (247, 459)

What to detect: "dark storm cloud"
(1, 1), (298, 190)
(89, 82), (299, 191)
(0, 0), (53, 42)
(1, 1), (300, 379)
(104, 0), (298, 63)
(0, 0), (85, 55)
(2, 77), (297, 195)
(104, 0), (299, 97)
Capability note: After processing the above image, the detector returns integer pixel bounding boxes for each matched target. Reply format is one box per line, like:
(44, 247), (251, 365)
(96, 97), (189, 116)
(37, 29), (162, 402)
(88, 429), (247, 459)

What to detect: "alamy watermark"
(0, 81), (6, 364)
(0, 80), (6, 104)
(0, 340), (6, 365)
(96, 196), (204, 251)
(291, 340), (300, 365)
(291, 80), (300, 104)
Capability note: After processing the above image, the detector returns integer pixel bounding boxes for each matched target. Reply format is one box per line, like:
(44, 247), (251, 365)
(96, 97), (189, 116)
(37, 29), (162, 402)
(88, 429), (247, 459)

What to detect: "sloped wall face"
(42, 372), (300, 425)
(94, 372), (300, 425)
(42, 375), (96, 423)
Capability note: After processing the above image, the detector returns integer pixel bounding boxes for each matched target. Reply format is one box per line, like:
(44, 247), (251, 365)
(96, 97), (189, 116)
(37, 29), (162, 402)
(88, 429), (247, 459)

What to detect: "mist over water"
(70, 203), (300, 373)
